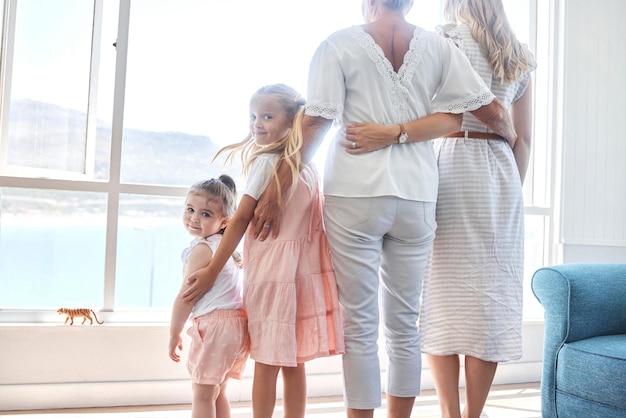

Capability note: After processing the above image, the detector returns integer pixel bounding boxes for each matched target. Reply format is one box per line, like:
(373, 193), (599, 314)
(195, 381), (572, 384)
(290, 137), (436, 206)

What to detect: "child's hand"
(182, 267), (212, 303)
(169, 335), (183, 362)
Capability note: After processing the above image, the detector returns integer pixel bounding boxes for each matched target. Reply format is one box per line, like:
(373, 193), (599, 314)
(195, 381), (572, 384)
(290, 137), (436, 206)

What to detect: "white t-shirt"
(305, 25), (495, 202)
(244, 154), (316, 200)
(243, 155), (275, 200)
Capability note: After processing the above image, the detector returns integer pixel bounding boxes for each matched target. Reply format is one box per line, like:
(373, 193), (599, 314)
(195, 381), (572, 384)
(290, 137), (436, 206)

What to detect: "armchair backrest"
(532, 263), (626, 343)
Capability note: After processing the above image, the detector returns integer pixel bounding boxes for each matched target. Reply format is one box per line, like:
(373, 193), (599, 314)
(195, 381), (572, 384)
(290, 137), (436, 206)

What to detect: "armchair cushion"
(557, 335), (626, 410)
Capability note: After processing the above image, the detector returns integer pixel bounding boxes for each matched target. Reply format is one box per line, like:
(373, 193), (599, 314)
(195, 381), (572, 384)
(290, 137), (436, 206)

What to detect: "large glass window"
(0, 188), (107, 307)
(114, 194), (186, 308)
(1, 0), (111, 177)
(6, 1), (93, 173)
(0, 0), (550, 321)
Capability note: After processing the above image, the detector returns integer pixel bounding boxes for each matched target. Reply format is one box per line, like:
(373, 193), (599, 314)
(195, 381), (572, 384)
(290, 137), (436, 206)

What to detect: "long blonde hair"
(444, 0), (535, 83)
(213, 84), (307, 208)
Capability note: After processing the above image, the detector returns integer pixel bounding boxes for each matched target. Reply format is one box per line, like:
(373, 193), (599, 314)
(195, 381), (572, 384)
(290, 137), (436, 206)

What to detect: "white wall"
(0, 323), (347, 410)
(0, 323), (543, 411)
(560, 0), (626, 263)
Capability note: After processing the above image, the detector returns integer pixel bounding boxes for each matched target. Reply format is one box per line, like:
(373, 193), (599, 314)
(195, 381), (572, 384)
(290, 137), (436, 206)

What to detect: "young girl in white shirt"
(169, 175), (249, 418)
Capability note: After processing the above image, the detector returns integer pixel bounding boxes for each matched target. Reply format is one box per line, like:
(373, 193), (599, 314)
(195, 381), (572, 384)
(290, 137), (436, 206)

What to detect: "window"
(0, 0), (550, 321)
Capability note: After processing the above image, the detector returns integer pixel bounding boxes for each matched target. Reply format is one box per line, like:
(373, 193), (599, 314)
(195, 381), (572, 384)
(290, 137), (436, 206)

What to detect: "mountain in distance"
(7, 99), (240, 186)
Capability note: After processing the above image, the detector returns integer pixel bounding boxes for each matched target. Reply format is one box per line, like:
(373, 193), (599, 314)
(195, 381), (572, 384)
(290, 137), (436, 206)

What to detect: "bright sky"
(11, 0), (530, 151)
(117, 0), (443, 146)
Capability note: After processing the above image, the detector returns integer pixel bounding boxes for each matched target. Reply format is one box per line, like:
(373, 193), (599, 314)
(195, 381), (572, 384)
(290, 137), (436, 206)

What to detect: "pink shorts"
(186, 309), (249, 385)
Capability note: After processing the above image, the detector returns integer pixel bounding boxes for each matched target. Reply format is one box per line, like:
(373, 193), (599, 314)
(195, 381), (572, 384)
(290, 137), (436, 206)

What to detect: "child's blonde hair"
(214, 84), (308, 208)
(188, 174), (237, 220)
(444, 0), (535, 83)
(187, 175), (242, 267)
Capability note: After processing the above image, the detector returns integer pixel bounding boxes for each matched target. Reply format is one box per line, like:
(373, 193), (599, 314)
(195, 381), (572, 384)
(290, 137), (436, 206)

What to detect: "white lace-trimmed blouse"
(305, 25), (495, 202)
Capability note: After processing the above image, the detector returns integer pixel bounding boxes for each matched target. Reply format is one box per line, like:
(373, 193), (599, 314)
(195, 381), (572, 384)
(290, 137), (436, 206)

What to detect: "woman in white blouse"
(252, 1), (517, 417)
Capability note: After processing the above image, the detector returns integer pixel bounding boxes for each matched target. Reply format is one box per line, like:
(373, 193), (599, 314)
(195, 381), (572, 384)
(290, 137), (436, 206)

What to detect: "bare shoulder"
(188, 241), (214, 263)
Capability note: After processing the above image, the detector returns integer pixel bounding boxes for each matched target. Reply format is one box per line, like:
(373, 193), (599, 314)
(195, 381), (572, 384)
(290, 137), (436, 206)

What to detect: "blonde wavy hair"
(213, 84), (308, 208)
(444, 0), (535, 83)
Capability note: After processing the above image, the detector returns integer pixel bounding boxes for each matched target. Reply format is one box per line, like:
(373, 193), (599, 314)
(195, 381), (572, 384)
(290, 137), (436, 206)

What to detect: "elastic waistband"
(443, 130), (504, 140)
(194, 308), (247, 322)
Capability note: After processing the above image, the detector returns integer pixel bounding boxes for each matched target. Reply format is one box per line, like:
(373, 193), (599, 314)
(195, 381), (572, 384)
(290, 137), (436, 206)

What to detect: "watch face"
(399, 133), (408, 144)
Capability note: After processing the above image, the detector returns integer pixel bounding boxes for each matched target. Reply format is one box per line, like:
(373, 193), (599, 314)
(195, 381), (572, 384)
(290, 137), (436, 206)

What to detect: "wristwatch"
(397, 123), (408, 144)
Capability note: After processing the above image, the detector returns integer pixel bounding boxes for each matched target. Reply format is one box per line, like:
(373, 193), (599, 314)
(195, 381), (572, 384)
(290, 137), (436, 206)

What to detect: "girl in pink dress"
(183, 84), (344, 418)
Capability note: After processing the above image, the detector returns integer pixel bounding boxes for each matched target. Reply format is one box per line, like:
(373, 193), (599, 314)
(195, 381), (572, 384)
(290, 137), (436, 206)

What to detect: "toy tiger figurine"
(57, 308), (104, 325)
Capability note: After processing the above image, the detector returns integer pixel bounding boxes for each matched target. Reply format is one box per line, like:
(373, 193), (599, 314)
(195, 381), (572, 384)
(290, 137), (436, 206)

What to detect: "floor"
(0, 383), (541, 418)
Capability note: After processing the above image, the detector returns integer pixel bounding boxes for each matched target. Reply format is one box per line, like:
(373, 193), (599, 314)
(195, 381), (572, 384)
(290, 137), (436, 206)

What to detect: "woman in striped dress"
(419, 1), (536, 417)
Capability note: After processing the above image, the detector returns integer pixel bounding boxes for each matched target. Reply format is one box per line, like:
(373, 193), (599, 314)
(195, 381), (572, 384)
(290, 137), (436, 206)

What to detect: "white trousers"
(323, 195), (436, 410)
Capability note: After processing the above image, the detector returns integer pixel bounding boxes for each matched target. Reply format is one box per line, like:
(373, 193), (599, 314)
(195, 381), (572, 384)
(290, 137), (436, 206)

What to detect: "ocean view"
(0, 220), (191, 309)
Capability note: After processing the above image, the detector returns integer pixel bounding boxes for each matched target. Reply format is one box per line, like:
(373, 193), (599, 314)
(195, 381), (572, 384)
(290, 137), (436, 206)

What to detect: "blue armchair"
(531, 263), (626, 418)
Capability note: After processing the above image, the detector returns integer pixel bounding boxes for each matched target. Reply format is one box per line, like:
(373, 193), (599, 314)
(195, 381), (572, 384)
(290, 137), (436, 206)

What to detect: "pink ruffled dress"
(243, 160), (344, 367)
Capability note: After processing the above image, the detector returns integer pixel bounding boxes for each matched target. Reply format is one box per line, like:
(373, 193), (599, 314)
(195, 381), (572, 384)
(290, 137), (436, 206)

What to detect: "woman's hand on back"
(343, 123), (398, 154)
(252, 179), (282, 240)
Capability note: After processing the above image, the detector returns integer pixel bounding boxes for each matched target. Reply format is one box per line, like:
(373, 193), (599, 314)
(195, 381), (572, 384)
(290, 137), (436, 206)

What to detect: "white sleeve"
(430, 37), (495, 114)
(305, 39), (345, 121)
(242, 156), (275, 201)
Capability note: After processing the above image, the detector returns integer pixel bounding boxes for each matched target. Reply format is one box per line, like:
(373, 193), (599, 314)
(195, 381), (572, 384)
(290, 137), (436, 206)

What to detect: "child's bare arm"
(169, 244), (213, 362)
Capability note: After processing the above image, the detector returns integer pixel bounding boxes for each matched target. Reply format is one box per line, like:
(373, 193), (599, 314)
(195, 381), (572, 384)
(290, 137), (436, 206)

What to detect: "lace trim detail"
(399, 29), (427, 85)
(447, 89), (494, 113)
(305, 103), (341, 120)
(354, 26), (426, 123)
